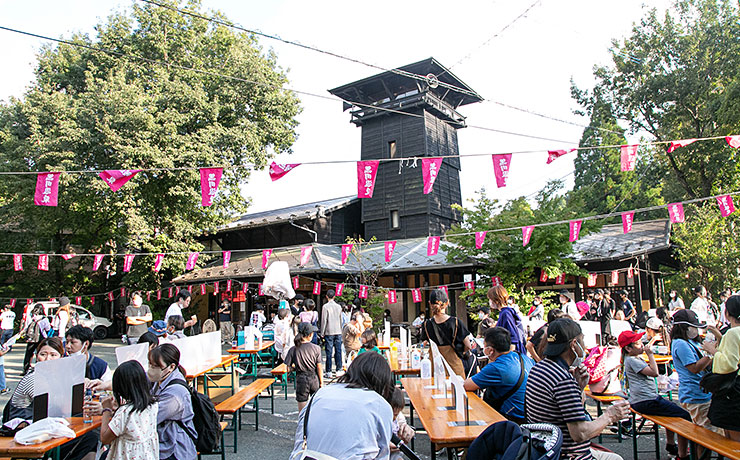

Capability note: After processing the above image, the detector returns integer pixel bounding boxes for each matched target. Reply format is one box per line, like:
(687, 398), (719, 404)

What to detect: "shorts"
(679, 401), (726, 435)
(295, 372), (319, 403)
(631, 397), (691, 421)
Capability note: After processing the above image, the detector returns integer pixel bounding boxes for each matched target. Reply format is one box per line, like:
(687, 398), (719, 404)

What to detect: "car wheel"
(93, 326), (108, 340)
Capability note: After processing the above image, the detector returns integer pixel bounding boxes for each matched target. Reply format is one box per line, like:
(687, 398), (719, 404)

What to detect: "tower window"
(389, 141), (397, 158)
(390, 210), (400, 229)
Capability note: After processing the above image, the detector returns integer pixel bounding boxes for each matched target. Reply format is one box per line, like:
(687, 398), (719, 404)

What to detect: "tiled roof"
(573, 219), (671, 263)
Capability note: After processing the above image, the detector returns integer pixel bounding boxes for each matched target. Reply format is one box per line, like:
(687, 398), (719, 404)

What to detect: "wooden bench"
(584, 389), (628, 443)
(215, 378), (274, 454)
(638, 412), (740, 460)
(197, 421), (230, 460)
(271, 363), (290, 400)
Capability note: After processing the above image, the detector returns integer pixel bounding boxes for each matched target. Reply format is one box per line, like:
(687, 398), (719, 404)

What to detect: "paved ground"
(0, 339), (675, 459)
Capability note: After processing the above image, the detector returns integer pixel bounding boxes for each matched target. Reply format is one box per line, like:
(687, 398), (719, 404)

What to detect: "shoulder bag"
(298, 395), (339, 460)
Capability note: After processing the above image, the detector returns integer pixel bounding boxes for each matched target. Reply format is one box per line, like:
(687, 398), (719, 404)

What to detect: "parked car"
(21, 301), (112, 340)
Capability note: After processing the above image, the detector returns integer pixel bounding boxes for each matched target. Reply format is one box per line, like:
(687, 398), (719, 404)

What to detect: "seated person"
(476, 306), (495, 338)
(526, 308), (566, 362)
(65, 325), (113, 382)
(464, 327), (534, 424)
(525, 318), (629, 460)
(357, 329), (381, 355)
(166, 315), (186, 340)
(389, 387), (414, 459)
(137, 331), (160, 351)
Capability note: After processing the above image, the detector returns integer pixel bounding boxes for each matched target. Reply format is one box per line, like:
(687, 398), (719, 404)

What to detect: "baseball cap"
(618, 330), (645, 348)
(544, 318), (582, 357)
(645, 317), (663, 331)
(58, 296), (70, 307)
(558, 289), (573, 300)
(298, 322), (318, 336)
(672, 309), (707, 328)
(149, 320), (168, 336)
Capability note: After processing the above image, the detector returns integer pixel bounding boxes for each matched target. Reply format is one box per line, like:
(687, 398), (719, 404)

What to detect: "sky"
(0, 0), (673, 214)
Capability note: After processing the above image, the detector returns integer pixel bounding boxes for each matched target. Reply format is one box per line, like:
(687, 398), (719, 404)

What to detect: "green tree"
(0, 0), (301, 310)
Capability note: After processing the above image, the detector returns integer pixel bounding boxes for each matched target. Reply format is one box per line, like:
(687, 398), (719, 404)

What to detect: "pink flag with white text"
(262, 249), (272, 269)
(569, 220), (582, 242)
(168, 287), (174, 298)
(199, 168), (223, 206)
(622, 211), (635, 234)
(200, 284), (206, 295)
(475, 231), (487, 249)
(384, 241), (396, 262)
(186, 252), (199, 270)
(313, 281), (321, 295)
(292, 277), (300, 290)
(120, 287), (126, 297)
(492, 276), (501, 286)
(667, 138), (697, 153)
(93, 254), (105, 271)
(555, 274), (565, 285)
(388, 290), (397, 304)
(157, 290), (162, 300)
(412, 289), (422, 303)
(98, 169), (141, 191)
(34, 172), (60, 206)
(38, 254), (49, 271)
(336, 283), (344, 297)
(522, 226), (534, 247)
(539, 271), (548, 283)
(491, 154), (512, 188)
(627, 267), (634, 279)
(187, 285), (193, 293)
(340, 244), (353, 265)
(422, 157), (443, 194)
(213, 282), (219, 294)
(716, 195), (736, 217)
(357, 161), (379, 198)
(123, 254), (135, 273)
(108, 292), (114, 301)
(243, 282), (249, 293)
(588, 274), (597, 287)
(61, 254), (75, 261)
(269, 162), (300, 181)
(358, 285), (368, 299)
(668, 203), (685, 223)
(620, 145), (638, 172)
(300, 246), (313, 266)
(465, 281), (475, 292)
(226, 280), (232, 291)
(440, 285), (449, 297)
(611, 270), (619, 285)
(726, 136), (740, 148)
(546, 149), (575, 164)
(13, 255), (22, 271)
(427, 236), (440, 256)
(9, 299), (15, 308)
(223, 251), (231, 269)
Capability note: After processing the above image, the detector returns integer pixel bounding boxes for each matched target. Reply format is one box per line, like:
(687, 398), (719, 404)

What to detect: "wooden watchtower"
(329, 58), (483, 240)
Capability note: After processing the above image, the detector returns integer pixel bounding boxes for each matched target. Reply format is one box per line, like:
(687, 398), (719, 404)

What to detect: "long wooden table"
(227, 341), (275, 379)
(0, 416), (102, 460)
(185, 354), (238, 396)
(401, 377), (505, 460)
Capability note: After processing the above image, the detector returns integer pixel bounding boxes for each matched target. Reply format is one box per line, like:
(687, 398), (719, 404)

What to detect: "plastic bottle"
(435, 358), (446, 390)
(420, 352), (432, 379)
(411, 349), (422, 370)
(84, 389), (93, 423)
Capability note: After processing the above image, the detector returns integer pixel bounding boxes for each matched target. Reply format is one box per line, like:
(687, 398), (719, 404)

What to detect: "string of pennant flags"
(10, 134), (740, 207)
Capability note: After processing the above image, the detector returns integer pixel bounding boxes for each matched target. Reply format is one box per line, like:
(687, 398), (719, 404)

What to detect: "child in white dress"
(100, 360), (159, 460)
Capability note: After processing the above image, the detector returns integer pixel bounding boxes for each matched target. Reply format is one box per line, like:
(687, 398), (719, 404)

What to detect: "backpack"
(467, 421), (562, 460)
(166, 379), (221, 454)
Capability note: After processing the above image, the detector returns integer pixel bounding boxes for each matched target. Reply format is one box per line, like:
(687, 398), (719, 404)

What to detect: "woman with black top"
(420, 289), (472, 377)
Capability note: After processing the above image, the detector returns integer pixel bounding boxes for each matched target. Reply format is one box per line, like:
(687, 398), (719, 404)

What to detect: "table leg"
(631, 412), (638, 460)
(431, 441), (436, 460)
(203, 374), (209, 396)
(231, 362), (236, 394)
(689, 440), (697, 460)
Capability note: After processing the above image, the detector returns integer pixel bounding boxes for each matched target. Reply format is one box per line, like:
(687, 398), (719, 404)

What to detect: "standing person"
(420, 289), (473, 377)
(125, 292), (152, 345)
(476, 306), (495, 338)
(357, 329), (381, 355)
(702, 295), (740, 441)
(249, 304), (266, 330)
(619, 330), (690, 459)
(0, 305), (16, 345)
(618, 290), (636, 323)
(165, 290), (198, 329)
(342, 309), (365, 361)
(166, 316), (187, 340)
(290, 294), (304, 316)
(525, 318), (630, 460)
(690, 285), (712, 325)
(218, 299), (234, 344)
(274, 306), (294, 362)
(52, 297), (72, 338)
(99, 361), (159, 460)
(591, 289), (613, 345)
(671, 309), (724, 436)
(559, 289), (581, 321)
(285, 322), (324, 411)
(21, 304), (50, 375)
(527, 308), (566, 362)
(527, 296), (544, 321)
(289, 352), (394, 460)
(487, 286), (526, 354)
(320, 289), (343, 378)
(299, 300), (318, 325)
(148, 344), (197, 460)
(668, 290), (686, 311)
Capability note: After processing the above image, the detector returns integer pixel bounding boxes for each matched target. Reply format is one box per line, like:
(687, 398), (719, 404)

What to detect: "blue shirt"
(472, 352), (534, 420)
(672, 338), (711, 403)
(497, 307), (526, 354)
(622, 299), (635, 317)
(153, 369), (197, 460)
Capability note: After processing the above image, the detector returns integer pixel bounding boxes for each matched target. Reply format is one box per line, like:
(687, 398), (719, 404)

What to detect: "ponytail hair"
(294, 332), (304, 348)
(149, 343), (187, 377)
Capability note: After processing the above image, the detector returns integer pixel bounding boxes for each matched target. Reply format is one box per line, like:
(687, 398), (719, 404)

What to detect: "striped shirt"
(525, 357), (590, 460)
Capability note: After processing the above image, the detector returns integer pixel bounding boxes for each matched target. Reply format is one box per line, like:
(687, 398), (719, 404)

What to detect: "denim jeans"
(0, 330), (13, 345)
(324, 335), (342, 373)
(0, 364), (6, 391)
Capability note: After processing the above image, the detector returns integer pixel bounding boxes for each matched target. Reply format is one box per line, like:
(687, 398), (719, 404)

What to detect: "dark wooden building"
(328, 58), (483, 240)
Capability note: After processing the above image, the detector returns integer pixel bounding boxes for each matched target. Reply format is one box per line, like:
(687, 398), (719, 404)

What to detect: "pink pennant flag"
(200, 284), (206, 295)
(262, 249), (272, 269)
(199, 168), (223, 206)
(427, 236), (440, 256)
(440, 285), (449, 297)
(107, 292), (114, 301)
(668, 202), (685, 223)
(13, 255), (22, 271)
(168, 287), (174, 298)
(120, 287), (126, 297)
(186, 252), (199, 270)
(569, 220), (582, 242)
(75, 296), (81, 305)
(546, 149), (575, 164)
(725, 136), (740, 148)
(26, 299), (33, 306)
(716, 195), (736, 217)
(9, 299), (15, 308)
(269, 162), (300, 181)
(90, 296), (95, 305)
(226, 280), (232, 291)
(465, 281), (475, 292)
(667, 138), (697, 153)
(384, 241), (396, 262)
(412, 289), (422, 303)
(213, 282), (219, 294)
(146, 292), (151, 301)
(492, 276), (502, 286)
(475, 231), (487, 249)
(292, 276), (300, 290)
(153, 254), (164, 272)
(627, 267), (634, 279)
(61, 253), (75, 261)
(340, 244), (353, 265)
(34, 172), (61, 206)
(123, 254), (135, 273)
(491, 154), (512, 188)
(388, 290), (397, 304)
(300, 246), (313, 266)
(357, 160), (380, 198)
(242, 282), (249, 293)
(539, 271), (549, 283)
(157, 290), (162, 300)
(37, 254), (49, 271)
(187, 285), (193, 294)
(611, 270), (619, 285)
(421, 157), (443, 194)
(555, 274), (565, 285)
(522, 226), (534, 247)
(622, 211), (635, 234)
(313, 281), (321, 296)
(98, 169), (141, 192)
(358, 285), (368, 299)
(222, 251), (231, 269)
(588, 274), (597, 287)
(336, 283), (344, 297)
(93, 254), (104, 271)
(620, 145), (638, 171)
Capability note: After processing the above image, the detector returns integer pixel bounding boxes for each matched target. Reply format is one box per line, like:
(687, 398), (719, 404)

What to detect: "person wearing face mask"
(342, 309), (365, 362)
(525, 318), (630, 460)
(126, 291), (152, 345)
(559, 289), (581, 321)
(690, 285), (714, 326)
(487, 286), (526, 354)
(165, 289), (197, 329)
(148, 343), (197, 460)
(668, 289), (686, 311)
(527, 296), (544, 321)
(421, 289), (474, 377)
(65, 325), (113, 382)
(475, 306), (495, 338)
(670, 309), (724, 438)
(464, 327), (534, 424)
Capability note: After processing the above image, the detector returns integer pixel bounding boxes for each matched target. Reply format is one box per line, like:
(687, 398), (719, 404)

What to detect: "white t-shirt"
(668, 298), (685, 310)
(691, 297), (711, 324)
(250, 311), (266, 329)
(564, 301), (580, 320)
(1, 311), (15, 330)
(165, 303), (183, 322)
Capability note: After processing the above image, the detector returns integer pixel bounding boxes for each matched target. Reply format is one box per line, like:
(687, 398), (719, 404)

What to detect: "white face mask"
(133, 297), (143, 307)
(147, 364), (173, 383)
(687, 327), (699, 339)
(533, 300), (540, 305)
(571, 340), (586, 368)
